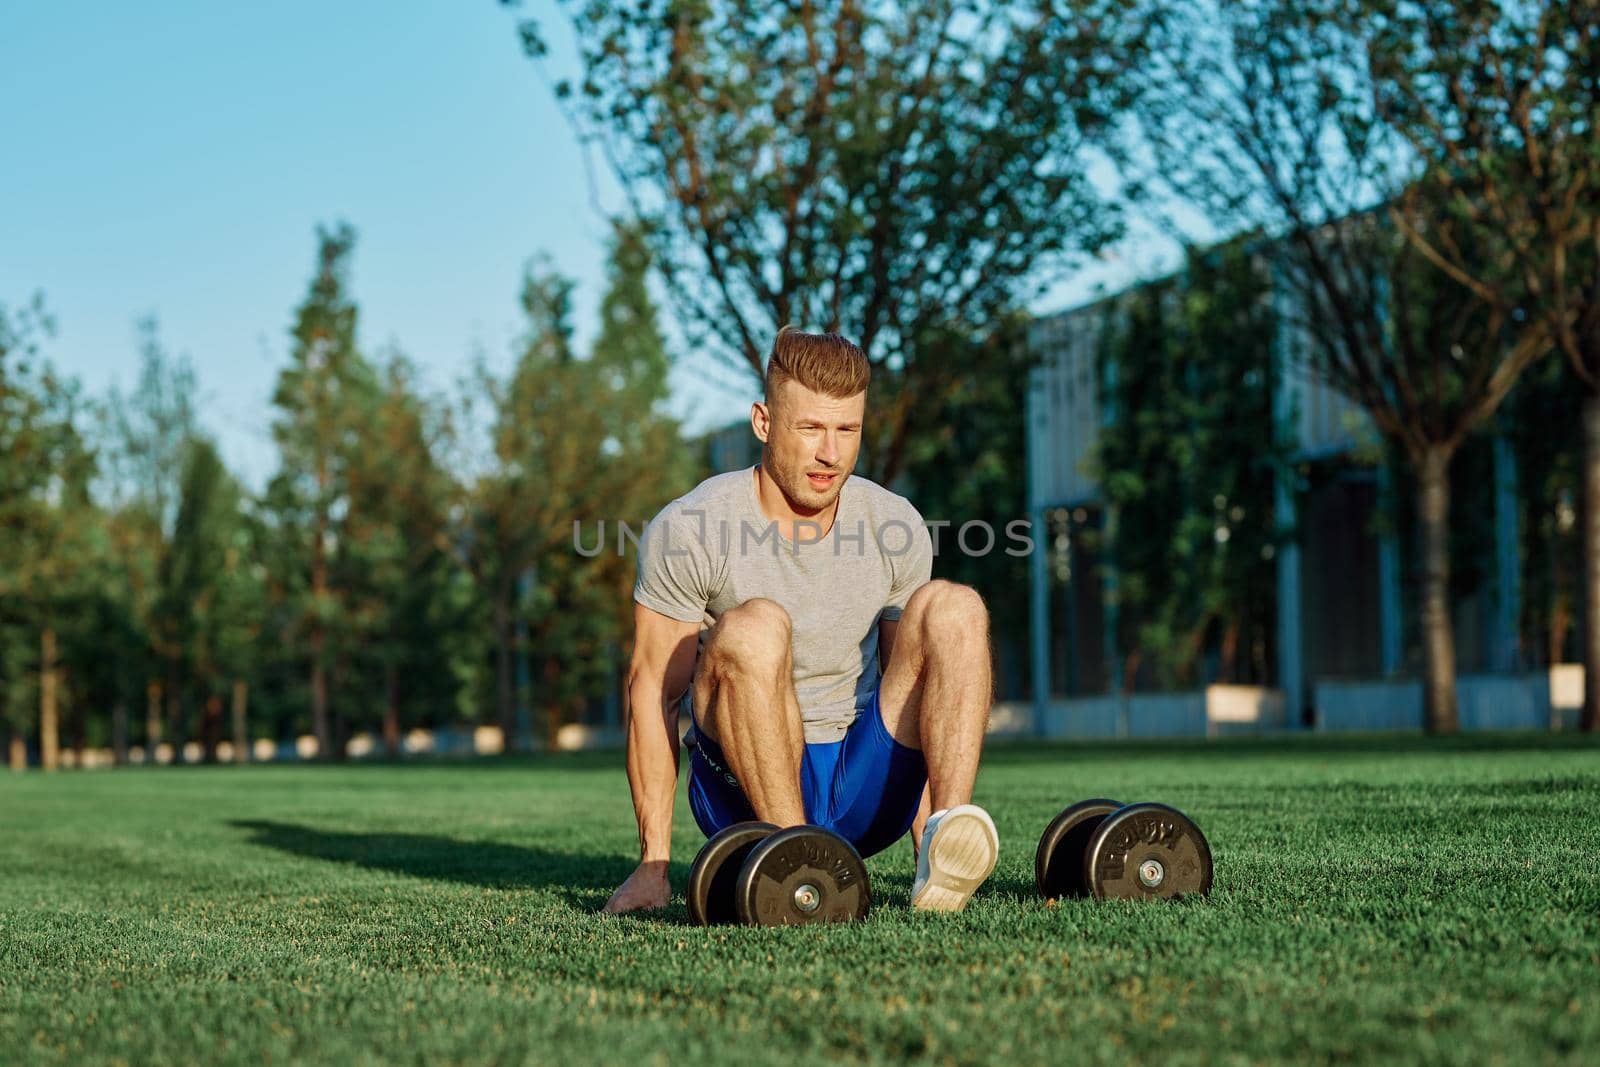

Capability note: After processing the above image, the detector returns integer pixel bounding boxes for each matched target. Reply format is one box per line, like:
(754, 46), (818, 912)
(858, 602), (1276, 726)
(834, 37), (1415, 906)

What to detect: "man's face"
(754, 380), (866, 513)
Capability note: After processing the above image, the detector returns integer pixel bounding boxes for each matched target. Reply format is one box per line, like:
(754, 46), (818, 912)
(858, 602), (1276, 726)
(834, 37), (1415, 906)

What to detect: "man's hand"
(602, 860), (671, 915)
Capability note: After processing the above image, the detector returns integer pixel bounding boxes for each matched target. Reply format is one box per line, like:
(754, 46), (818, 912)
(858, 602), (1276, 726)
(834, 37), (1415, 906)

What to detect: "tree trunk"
(40, 628), (59, 771)
(232, 680), (249, 764)
(201, 694), (224, 763)
(1220, 622), (1240, 684)
(1417, 446), (1459, 734)
(145, 680), (163, 752)
(330, 656), (350, 762)
(493, 592), (517, 749)
(1120, 650), (1141, 695)
(1550, 590), (1571, 668)
(310, 644), (329, 762)
(166, 668), (184, 764)
(8, 733), (25, 771)
(312, 453), (332, 760)
(544, 656), (562, 752)
(383, 659), (401, 759)
(112, 701), (129, 766)
(70, 717), (86, 770)
(1581, 391), (1600, 732)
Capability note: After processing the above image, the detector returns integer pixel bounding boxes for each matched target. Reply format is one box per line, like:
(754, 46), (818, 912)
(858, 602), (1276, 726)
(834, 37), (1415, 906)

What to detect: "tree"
(208, 481), (267, 764)
(101, 318), (202, 756)
(267, 223), (379, 759)
(1358, 0), (1600, 729)
(155, 438), (258, 762)
(456, 227), (695, 748)
(503, 0), (1141, 484)
(455, 261), (581, 748)
(1091, 244), (1284, 690)
(341, 354), (466, 757)
(1504, 352), (1585, 669)
(59, 543), (144, 765)
(1122, 0), (1550, 731)
(104, 318), (199, 532)
(528, 222), (695, 745)
(893, 313), (1036, 681)
(0, 295), (97, 770)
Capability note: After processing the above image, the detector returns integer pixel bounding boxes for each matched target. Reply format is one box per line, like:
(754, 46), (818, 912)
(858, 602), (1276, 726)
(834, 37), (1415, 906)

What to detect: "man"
(603, 326), (997, 915)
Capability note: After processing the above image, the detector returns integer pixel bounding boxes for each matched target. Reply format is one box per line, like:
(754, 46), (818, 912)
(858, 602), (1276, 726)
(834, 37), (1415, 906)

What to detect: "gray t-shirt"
(633, 465), (933, 743)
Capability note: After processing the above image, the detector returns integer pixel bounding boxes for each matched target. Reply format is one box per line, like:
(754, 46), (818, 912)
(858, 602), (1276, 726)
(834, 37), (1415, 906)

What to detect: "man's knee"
(705, 598), (792, 674)
(906, 580), (988, 644)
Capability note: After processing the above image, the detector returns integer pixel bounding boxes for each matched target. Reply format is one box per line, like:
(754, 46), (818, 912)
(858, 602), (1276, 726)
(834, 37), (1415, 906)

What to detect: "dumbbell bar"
(1035, 799), (1213, 901)
(688, 822), (872, 927)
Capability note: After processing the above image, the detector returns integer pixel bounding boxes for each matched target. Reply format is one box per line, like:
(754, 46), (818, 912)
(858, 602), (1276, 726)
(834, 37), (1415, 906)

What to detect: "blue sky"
(2, 1), (1175, 490)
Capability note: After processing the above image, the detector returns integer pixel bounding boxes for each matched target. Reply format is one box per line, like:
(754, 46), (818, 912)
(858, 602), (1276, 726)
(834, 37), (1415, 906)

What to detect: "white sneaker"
(910, 804), (999, 912)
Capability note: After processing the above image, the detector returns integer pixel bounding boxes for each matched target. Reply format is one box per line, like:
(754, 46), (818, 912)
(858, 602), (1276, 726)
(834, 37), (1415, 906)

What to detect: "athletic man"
(603, 326), (997, 915)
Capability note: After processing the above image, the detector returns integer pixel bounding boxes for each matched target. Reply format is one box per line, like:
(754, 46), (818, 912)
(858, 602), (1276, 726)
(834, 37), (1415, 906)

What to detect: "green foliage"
(1359, 0), (1599, 728)
(459, 222), (695, 746)
(158, 439), (259, 751)
(339, 353), (474, 744)
(103, 317), (199, 530)
(542, 220), (697, 718)
(264, 223), (384, 754)
(504, 0), (1127, 661)
(1124, 0), (1563, 732)
(1361, 0), (1599, 381)
(1123, 0), (1393, 237)
(1504, 352), (1585, 665)
(1090, 245), (1283, 688)
(508, 0), (1142, 484)
(0, 217), (699, 762)
(97, 321), (202, 746)
(0, 295), (97, 744)
(896, 315), (1035, 647)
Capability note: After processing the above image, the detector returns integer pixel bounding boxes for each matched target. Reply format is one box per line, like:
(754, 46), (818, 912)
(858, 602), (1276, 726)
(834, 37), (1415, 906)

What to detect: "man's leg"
(876, 580), (997, 910)
(693, 598), (808, 827)
(878, 579), (994, 836)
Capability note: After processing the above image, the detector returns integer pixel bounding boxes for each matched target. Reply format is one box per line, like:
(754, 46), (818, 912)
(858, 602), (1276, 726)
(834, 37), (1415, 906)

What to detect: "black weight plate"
(687, 821), (778, 926)
(1034, 798), (1124, 900)
(733, 826), (871, 926)
(1084, 802), (1213, 901)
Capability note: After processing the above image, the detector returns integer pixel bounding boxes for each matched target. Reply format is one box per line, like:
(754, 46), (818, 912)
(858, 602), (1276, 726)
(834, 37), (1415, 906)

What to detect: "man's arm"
(602, 603), (699, 914)
(624, 603), (699, 859)
(879, 616), (901, 672)
(879, 505), (933, 673)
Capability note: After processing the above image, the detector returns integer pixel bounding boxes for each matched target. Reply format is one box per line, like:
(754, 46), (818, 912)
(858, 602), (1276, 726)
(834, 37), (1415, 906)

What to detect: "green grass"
(3, 734), (1598, 1066)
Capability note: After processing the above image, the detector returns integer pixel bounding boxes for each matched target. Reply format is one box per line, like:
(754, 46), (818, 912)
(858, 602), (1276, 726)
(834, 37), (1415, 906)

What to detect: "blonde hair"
(764, 325), (870, 405)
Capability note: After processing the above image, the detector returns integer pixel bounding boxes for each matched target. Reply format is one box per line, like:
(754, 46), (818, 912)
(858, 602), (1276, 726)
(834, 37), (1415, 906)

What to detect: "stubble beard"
(766, 452), (847, 514)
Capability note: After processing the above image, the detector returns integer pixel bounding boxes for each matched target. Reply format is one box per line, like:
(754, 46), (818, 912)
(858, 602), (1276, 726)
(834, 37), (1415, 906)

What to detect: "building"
(1024, 265), (1558, 735)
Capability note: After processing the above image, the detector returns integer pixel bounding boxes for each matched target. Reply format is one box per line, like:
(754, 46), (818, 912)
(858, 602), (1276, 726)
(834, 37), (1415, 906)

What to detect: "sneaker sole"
(911, 807), (998, 913)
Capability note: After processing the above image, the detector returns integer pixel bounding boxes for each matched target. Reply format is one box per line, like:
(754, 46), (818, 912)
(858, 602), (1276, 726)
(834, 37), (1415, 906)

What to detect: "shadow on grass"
(231, 819), (694, 917)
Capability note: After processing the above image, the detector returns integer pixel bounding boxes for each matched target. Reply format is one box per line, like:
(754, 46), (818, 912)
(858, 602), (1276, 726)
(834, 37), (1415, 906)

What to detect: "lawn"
(2, 734), (1597, 1065)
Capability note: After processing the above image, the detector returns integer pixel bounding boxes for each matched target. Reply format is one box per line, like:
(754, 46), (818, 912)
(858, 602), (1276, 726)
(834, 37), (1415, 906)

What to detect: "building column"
(1029, 507), (1051, 726)
(1026, 374), (1052, 732)
(1274, 468), (1304, 727)
(1063, 521), (1080, 696)
(1271, 264), (1305, 727)
(1102, 507), (1127, 737)
(1377, 461), (1404, 676)
(1492, 433), (1521, 672)
(515, 568), (534, 752)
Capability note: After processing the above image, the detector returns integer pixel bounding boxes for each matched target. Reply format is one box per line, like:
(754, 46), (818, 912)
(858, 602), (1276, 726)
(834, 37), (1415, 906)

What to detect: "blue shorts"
(685, 688), (927, 859)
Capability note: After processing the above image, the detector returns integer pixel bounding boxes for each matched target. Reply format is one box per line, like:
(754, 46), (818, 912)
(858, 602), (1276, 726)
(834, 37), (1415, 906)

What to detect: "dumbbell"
(687, 821), (872, 926)
(1035, 799), (1213, 901)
